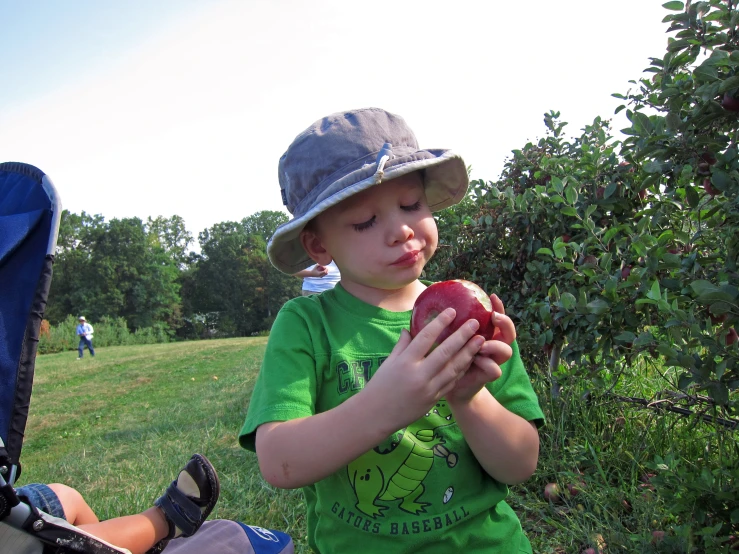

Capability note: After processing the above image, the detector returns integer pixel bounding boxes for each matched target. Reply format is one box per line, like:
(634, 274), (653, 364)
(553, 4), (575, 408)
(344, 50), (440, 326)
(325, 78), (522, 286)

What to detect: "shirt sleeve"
(239, 303), (320, 451)
(486, 340), (545, 428)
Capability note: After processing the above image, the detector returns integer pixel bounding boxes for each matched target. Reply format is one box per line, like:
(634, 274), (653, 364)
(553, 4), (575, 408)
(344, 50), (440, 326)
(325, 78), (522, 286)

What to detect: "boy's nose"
(388, 221), (415, 244)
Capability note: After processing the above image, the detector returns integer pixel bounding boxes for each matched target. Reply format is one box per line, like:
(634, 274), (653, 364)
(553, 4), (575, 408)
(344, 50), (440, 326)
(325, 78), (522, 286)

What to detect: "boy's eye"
(401, 201), (422, 212)
(352, 216), (376, 232)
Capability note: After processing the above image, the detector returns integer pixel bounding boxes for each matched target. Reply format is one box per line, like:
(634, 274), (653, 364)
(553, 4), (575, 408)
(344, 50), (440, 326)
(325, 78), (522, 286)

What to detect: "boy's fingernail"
(467, 319), (480, 331)
(443, 308), (456, 317)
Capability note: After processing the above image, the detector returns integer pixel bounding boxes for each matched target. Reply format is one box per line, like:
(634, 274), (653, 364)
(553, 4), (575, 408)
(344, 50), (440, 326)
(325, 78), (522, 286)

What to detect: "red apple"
(562, 234), (571, 243)
(727, 328), (739, 346)
(700, 152), (717, 165)
(709, 313), (728, 325)
(581, 255), (598, 267)
(703, 177), (719, 197)
(722, 91), (739, 112)
(638, 189), (647, 199)
(410, 280), (496, 344)
(640, 472), (656, 484)
(568, 480), (586, 497)
(652, 530), (665, 544)
(621, 265), (632, 279)
(596, 186), (606, 199)
(582, 549), (596, 554)
(544, 482), (561, 502)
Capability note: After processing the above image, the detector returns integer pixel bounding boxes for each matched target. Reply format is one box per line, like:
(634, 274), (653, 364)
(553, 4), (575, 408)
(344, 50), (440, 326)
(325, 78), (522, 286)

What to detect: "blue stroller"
(0, 162), (293, 553)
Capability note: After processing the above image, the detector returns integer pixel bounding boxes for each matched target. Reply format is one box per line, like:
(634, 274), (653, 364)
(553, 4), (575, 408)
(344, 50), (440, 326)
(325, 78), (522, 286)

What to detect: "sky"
(0, 1), (672, 245)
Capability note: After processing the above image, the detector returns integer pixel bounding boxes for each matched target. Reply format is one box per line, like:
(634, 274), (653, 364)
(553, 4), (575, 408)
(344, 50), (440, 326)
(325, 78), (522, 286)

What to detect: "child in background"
(292, 260), (341, 296)
(240, 108), (544, 553)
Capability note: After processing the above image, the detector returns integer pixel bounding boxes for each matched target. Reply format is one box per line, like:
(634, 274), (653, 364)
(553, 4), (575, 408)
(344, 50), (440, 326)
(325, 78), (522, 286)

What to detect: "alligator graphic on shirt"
(347, 399), (458, 518)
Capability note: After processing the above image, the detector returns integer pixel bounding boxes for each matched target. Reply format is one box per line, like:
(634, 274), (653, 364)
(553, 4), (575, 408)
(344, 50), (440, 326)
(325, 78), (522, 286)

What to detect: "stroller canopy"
(0, 161), (61, 483)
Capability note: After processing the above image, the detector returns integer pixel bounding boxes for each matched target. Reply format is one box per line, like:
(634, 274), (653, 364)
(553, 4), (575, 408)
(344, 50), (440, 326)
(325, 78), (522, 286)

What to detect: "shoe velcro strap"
(155, 481), (203, 538)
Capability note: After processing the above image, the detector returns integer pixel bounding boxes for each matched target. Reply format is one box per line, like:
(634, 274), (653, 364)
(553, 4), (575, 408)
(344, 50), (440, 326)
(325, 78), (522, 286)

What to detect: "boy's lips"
(391, 250), (421, 267)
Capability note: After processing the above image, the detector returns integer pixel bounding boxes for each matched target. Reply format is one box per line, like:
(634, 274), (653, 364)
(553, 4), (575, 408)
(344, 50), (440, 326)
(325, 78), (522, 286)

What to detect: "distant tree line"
(46, 210), (301, 339)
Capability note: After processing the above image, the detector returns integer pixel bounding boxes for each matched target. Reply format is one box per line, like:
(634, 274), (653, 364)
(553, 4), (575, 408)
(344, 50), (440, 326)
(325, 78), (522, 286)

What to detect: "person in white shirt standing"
(76, 316), (95, 359)
(293, 260), (341, 296)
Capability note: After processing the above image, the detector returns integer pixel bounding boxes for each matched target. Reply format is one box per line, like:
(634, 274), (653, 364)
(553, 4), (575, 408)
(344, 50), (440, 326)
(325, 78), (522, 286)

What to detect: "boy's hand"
(363, 308), (484, 432)
(447, 294), (516, 404)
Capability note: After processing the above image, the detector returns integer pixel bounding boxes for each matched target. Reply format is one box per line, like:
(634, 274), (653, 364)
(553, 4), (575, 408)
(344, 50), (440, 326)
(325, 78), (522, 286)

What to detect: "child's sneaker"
(147, 454), (220, 554)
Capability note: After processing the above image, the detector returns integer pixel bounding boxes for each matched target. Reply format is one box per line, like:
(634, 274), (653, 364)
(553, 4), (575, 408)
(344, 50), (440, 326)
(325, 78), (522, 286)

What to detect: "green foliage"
(183, 211), (300, 337)
(644, 453), (739, 551)
(430, 0), (739, 417)
(427, 4), (739, 550)
(47, 212), (185, 330)
(46, 209), (300, 339)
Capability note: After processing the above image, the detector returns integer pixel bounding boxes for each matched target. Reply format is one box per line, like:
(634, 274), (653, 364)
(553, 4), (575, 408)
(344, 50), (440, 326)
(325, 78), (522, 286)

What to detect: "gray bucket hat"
(267, 107), (469, 274)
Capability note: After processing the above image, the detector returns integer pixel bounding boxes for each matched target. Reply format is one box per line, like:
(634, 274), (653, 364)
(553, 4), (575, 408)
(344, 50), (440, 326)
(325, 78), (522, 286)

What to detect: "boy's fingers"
(471, 355), (503, 382)
(429, 333), (484, 391)
(389, 329), (412, 357)
(490, 293), (506, 314)
(424, 317), (480, 363)
(478, 340), (513, 365)
(406, 308), (457, 357)
(492, 313), (516, 344)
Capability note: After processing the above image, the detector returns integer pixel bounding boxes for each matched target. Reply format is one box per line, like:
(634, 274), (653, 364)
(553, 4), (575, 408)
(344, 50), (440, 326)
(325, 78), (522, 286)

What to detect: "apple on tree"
(410, 280), (496, 346)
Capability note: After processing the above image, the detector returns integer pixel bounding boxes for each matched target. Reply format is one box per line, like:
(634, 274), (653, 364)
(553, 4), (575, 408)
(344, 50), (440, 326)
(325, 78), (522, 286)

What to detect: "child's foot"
(147, 454), (219, 554)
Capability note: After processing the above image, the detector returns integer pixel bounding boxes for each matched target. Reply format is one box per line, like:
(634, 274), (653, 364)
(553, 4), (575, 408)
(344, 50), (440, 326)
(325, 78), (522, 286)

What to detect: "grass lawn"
(18, 339), (738, 553)
(21, 339), (309, 549)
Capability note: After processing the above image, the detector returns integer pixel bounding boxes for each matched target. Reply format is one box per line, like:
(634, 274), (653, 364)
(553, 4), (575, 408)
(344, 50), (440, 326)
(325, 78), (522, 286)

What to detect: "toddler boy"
(240, 108), (544, 553)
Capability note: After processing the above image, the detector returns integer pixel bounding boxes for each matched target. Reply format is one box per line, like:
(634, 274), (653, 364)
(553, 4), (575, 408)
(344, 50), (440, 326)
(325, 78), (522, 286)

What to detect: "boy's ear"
(300, 228), (333, 265)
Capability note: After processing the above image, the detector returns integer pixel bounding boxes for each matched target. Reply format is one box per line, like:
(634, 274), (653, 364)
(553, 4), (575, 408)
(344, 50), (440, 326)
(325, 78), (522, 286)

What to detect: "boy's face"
(304, 172), (438, 293)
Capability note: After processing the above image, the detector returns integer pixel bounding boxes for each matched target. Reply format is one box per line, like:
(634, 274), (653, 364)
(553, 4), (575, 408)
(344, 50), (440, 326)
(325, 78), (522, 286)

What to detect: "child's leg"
(77, 507), (169, 554)
(47, 483), (99, 525)
(49, 454), (218, 554)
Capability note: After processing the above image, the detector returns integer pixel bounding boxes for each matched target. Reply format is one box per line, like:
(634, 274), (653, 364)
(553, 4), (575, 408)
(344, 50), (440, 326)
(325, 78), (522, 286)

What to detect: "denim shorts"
(16, 483), (66, 519)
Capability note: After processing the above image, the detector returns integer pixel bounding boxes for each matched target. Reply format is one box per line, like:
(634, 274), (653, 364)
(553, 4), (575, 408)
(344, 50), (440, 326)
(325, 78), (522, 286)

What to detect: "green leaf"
(564, 185), (578, 205)
(685, 185), (700, 208)
(662, 1), (684, 10)
(719, 75), (739, 93)
(667, 39), (691, 52)
(648, 280), (661, 301)
(603, 227), (620, 244)
(690, 280), (720, 296)
(561, 292), (577, 311)
(550, 176), (563, 193)
(536, 248), (554, 257)
(586, 299), (610, 315)
(665, 112), (683, 131)
(711, 169), (732, 191)
(615, 332), (636, 343)
(694, 64), (719, 83)
(561, 206), (578, 217)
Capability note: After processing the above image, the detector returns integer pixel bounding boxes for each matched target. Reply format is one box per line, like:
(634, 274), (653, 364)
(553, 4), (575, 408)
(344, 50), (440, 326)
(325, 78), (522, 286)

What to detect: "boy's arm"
(446, 296), (541, 484)
(448, 390), (539, 485)
(256, 309), (485, 489)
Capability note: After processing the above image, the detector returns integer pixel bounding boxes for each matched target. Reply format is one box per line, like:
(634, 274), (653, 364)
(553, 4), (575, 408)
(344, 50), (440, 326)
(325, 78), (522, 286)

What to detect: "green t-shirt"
(240, 284), (545, 553)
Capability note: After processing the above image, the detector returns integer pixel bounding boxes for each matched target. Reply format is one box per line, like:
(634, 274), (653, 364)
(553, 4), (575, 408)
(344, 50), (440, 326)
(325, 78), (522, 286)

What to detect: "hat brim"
(267, 150), (468, 274)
